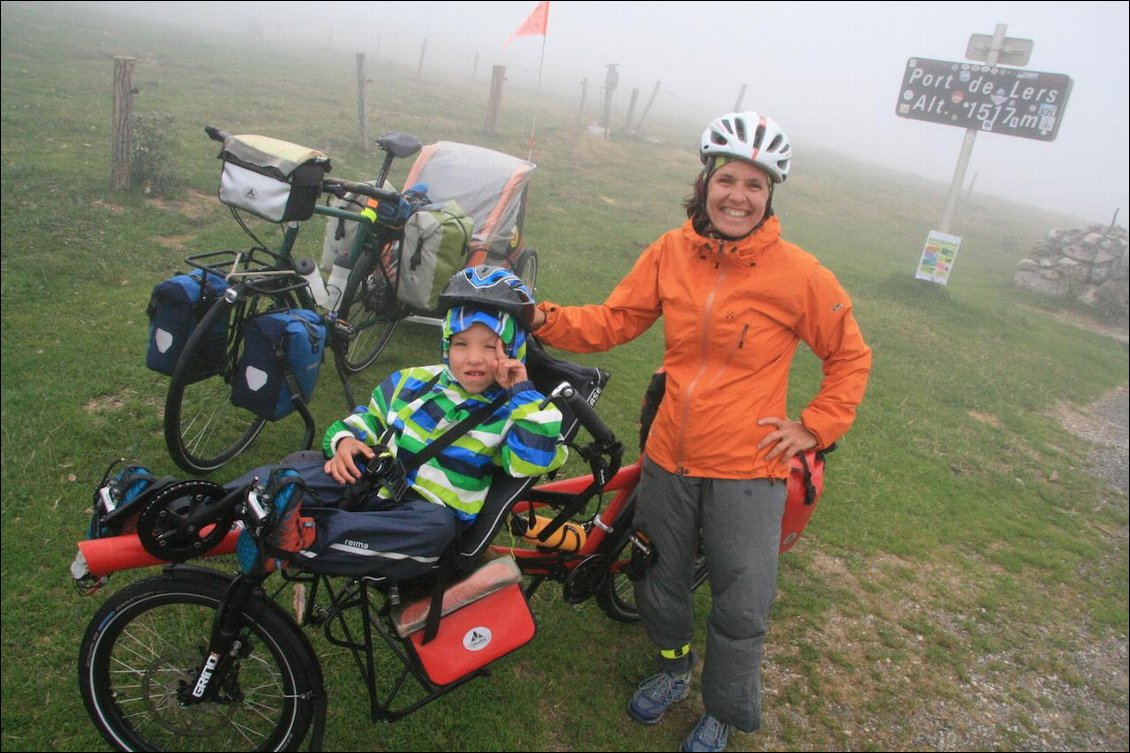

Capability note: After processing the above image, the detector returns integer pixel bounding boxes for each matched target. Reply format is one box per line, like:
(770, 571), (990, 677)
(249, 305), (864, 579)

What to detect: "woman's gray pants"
(633, 457), (786, 732)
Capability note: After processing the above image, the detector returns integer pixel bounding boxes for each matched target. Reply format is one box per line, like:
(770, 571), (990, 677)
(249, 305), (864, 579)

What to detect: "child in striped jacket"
(229, 268), (566, 580)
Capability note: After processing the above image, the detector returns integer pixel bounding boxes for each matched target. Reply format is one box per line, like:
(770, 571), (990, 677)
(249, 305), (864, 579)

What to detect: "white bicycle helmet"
(700, 112), (792, 183)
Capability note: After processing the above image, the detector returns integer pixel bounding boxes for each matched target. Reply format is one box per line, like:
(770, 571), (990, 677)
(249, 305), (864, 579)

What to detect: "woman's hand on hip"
(756, 416), (817, 461)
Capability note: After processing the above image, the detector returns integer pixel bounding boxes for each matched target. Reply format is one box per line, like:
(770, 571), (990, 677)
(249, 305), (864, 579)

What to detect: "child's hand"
(491, 338), (527, 389)
(325, 436), (374, 484)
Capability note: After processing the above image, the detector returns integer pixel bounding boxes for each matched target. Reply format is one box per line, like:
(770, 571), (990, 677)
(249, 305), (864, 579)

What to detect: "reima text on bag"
(217, 135), (331, 223)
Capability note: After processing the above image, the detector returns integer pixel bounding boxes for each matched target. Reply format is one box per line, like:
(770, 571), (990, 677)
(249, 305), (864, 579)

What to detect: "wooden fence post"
(577, 77), (588, 126)
(356, 53), (368, 151)
(416, 39), (427, 79)
(600, 64), (618, 134)
(624, 87), (640, 130)
(635, 80), (661, 134)
(484, 65), (505, 135)
(111, 56), (136, 191)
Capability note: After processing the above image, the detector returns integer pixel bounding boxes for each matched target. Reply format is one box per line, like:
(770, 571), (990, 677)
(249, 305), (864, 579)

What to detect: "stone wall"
(1014, 224), (1129, 320)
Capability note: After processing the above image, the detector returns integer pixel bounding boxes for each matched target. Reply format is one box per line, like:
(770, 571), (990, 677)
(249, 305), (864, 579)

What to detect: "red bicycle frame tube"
(77, 527), (240, 578)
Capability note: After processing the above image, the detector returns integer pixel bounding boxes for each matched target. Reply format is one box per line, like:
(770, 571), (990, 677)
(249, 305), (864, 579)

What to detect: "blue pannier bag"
(146, 270), (230, 378)
(231, 309), (326, 421)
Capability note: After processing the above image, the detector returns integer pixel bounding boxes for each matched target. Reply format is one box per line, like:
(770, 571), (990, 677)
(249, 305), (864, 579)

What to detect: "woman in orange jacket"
(531, 112), (872, 752)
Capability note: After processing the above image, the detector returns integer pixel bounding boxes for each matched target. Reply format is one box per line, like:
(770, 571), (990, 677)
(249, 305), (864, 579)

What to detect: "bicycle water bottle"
(520, 515), (587, 552)
(326, 252), (353, 312)
(295, 257), (330, 308)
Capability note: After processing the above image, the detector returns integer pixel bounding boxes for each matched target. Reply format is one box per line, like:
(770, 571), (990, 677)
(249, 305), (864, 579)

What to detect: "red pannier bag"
(392, 556), (536, 686)
(779, 445), (833, 553)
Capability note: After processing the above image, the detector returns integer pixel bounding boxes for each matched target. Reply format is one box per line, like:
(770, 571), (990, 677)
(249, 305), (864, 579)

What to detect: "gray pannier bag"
(218, 134), (331, 223)
(396, 200), (474, 312)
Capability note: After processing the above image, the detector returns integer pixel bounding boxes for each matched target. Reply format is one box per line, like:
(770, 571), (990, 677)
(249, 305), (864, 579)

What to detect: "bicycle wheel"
(595, 506), (708, 623)
(515, 248), (539, 293)
(165, 295), (266, 474)
(79, 569), (318, 752)
(339, 249), (402, 374)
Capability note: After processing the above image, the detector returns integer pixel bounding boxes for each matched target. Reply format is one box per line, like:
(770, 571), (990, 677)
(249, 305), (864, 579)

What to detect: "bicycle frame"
(491, 461), (641, 578)
(74, 459), (645, 591)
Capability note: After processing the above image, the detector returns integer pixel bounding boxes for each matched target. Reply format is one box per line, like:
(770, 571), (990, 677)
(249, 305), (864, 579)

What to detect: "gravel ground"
(1049, 381), (1129, 751)
(1060, 384), (1129, 497)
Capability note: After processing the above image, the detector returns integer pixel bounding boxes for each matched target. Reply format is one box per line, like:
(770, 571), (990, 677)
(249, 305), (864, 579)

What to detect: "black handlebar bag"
(217, 134), (331, 223)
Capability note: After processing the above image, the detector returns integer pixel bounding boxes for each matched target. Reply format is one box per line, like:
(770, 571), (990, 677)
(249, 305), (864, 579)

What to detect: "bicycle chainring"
(562, 554), (609, 604)
(136, 480), (235, 562)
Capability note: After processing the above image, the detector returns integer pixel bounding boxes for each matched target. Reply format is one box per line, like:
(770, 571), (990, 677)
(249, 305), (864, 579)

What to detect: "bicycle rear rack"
(185, 247), (308, 296)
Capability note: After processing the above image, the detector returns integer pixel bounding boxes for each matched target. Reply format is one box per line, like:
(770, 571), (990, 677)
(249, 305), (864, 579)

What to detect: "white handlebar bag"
(218, 134), (331, 223)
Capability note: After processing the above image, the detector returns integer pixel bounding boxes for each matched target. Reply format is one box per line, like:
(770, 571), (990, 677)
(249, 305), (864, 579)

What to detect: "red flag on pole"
(505, 1), (550, 47)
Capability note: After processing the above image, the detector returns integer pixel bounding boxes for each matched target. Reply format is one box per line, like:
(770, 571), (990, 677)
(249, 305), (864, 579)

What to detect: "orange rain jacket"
(535, 216), (872, 481)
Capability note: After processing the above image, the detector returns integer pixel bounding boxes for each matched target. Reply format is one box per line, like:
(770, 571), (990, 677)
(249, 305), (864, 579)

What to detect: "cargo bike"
(73, 338), (832, 752)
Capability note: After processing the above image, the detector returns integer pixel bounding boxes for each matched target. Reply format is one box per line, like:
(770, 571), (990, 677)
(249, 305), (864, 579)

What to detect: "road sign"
(895, 58), (1072, 142)
(965, 34), (1033, 66)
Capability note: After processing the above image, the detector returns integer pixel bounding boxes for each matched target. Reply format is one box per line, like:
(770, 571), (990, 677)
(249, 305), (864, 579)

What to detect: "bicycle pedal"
(332, 319), (354, 339)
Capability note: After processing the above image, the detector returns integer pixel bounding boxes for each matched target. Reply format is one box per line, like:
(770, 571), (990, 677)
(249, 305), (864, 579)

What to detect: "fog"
(95, 1), (1128, 227)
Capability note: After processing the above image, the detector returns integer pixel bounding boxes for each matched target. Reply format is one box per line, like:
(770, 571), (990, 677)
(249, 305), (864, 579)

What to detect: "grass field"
(1, 3), (1127, 751)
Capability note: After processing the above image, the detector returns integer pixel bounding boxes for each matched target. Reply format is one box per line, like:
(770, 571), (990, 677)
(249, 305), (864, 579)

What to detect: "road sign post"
(896, 24), (1073, 285)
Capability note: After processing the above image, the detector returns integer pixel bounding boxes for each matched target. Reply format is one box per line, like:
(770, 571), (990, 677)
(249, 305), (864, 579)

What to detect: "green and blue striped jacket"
(323, 365), (567, 524)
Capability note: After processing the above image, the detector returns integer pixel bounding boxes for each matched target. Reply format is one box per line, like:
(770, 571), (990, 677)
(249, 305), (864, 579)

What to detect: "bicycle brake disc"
(562, 554), (608, 604)
(136, 479), (234, 562)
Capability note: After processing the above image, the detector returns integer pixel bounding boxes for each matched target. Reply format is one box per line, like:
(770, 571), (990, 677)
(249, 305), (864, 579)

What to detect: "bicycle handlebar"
(322, 177), (400, 204)
(204, 125), (230, 143)
(548, 382), (618, 448)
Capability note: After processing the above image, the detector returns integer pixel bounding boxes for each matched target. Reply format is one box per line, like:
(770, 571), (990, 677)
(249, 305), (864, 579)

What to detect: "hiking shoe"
(627, 653), (696, 724)
(237, 470), (314, 575)
(680, 713), (731, 752)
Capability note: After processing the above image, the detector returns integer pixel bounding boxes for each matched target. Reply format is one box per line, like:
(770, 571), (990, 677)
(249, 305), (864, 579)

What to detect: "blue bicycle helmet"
(438, 265), (535, 328)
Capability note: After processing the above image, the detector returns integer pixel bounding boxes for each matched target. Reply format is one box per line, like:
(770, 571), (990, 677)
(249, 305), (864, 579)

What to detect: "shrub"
(131, 112), (184, 197)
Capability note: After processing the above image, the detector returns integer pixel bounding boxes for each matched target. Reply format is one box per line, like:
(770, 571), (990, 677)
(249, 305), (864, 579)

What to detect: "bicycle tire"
(78, 569), (318, 752)
(338, 249), (402, 374)
(595, 502), (708, 623)
(164, 295), (266, 474)
(515, 248), (539, 293)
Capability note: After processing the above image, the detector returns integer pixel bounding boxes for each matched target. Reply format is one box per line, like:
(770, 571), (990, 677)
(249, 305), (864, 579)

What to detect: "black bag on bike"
(217, 134), (331, 223)
(230, 309), (326, 421)
(146, 270), (230, 378)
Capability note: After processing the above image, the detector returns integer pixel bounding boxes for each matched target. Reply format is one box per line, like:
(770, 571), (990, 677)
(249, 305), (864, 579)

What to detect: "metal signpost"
(895, 24), (1073, 284)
